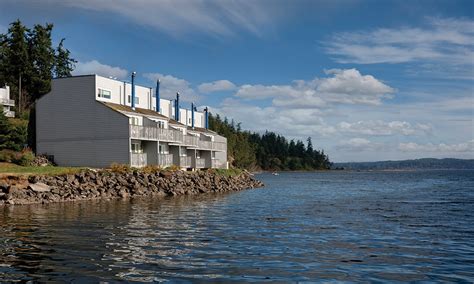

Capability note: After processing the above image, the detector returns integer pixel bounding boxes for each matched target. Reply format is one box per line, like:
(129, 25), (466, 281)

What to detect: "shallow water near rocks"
(1, 170), (473, 282)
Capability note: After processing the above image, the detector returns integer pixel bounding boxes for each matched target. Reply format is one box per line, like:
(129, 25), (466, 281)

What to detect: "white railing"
(198, 140), (212, 149)
(212, 142), (227, 151)
(0, 98), (14, 106)
(212, 159), (225, 169)
(3, 110), (14, 117)
(195, 158), (206, 168)
(129, 125), (226, 151)
(131, 153), (147, 167)
(180, 156), (192, 168)
(130, 125), (157, 140)
(184, 135), (199, 147)
(158, 154), (173, 167)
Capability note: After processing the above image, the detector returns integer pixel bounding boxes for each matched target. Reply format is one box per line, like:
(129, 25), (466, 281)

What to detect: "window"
(127, 95), (139, 104)
(130, 117), (140, 125)
(212, 152), (216, 159)
(158, 121), (165, 129)
(131, 142), (143, 153)
(98, 88), (111, 99)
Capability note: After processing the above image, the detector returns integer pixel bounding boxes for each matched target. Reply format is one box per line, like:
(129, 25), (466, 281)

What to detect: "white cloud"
(197, 80), (236, 94)
(143, 72), (199, 102)
(336, 138), (385, 152)
(73, 60), (128, 79)
(214, 98), (336, 139)
(235, 68), (394, 107)
(399, 140), (474, 153)
(338, 120), (433, 136)
(326, 17), (474, 69)
(29, 0), (282, 38)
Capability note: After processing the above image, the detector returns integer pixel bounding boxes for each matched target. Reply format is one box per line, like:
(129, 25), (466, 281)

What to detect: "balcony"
(0, 98), (15, 106)
(184, 135), (199, 147)
(158, 154), (173, 167)
(129, 125), (226, 152)
(179, 156), (192, 168)
(3, 110), (14, 118)
(212, 159), (226, 169)
(130, 125), (183, 143)
(131, 153), (147, 167)
(195, 158), (206, 168)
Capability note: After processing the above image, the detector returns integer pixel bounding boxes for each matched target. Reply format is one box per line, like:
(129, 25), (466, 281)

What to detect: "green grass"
(213, 168), (244, 177)
(0, 163), (84, 176)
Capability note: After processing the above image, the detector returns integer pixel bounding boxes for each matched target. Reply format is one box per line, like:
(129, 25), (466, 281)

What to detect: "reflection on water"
(1, 170), (474, 282)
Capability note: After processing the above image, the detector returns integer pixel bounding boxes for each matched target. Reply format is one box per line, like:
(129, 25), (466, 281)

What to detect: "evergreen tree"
(0, 106), (12, 149)
(28, 23), (55, 100)
(54, 38), (76, 78)
(2, 20), (30, 115)
(208, 113), (331, 170)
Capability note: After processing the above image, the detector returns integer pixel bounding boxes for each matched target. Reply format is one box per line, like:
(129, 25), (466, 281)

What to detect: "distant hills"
(333, 158), (474, 170)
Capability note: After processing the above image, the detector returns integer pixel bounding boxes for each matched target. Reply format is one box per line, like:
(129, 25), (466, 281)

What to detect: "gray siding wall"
(36, 75), (130, 167)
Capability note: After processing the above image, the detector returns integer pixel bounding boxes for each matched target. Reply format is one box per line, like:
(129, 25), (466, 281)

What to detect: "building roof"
(101, 101), (216, 135)
(101, 102), (169, 120)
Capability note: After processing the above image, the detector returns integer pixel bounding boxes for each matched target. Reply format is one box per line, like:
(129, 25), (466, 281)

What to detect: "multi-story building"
(0, 85), (15, 117)
(36, 74), (228, 169)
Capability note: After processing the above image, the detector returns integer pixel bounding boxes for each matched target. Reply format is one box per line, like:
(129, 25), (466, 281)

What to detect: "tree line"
(209, 113), (331, 171)
(0, 19), (76, 116)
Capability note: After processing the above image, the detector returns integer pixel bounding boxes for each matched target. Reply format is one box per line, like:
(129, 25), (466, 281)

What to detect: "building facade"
(0, 86), (15, 117)
(36, 75), (228, 169)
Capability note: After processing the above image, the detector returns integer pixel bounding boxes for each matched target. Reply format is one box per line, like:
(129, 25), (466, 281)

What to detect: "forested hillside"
(209, 114), (331, 171)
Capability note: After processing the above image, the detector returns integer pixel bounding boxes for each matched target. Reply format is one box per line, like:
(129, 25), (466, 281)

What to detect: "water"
(1, 170), (474, 282)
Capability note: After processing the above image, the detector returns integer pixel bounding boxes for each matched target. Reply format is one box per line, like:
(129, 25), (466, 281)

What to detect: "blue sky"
(1, 0), (473, 162)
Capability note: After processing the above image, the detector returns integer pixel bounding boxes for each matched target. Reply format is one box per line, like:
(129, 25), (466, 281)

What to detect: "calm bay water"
(1, 170), (473, 282)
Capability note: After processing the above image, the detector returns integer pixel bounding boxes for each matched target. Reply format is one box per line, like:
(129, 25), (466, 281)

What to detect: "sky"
(0, 0), (473, 162)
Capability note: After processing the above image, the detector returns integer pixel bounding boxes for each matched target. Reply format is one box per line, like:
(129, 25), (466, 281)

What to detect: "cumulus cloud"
(213, 98), (336, 139)
(143, 72), (199, 102)
(235, 68), (394, 107)
(399, 140), (474, 153)
(18, 0), (283, 38)
(338, 120), (433, 136)
(73, 60), (128, 79)
(326, 17), (474, 66)
(336, 138), (385, 152)
(198, 80), (236, 94)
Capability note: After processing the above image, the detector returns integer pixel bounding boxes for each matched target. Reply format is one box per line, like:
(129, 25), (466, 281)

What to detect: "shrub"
(15, 149), (35, 166)
(0, 149), (17, 163)
(165, 164), (180, 172)
(110, 163), (131, 173)
(142, 165), (162, 173)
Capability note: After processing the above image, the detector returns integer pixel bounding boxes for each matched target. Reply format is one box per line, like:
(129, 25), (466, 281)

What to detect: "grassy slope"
(0, 162), (84, 176)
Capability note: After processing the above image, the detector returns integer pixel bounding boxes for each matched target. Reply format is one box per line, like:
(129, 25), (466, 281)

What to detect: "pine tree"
(2, 20), (30, 115)
(54, 38), (76, 78)
(28, 23), (55, 100)
(0, 106), (12, 149)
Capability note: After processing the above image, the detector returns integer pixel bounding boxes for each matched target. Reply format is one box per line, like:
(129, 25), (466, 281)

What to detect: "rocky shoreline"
(0, 170), (264, 206)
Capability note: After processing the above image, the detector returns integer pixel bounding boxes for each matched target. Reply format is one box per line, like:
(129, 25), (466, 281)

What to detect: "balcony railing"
(0, 98), (14, 106)
(158, 154), (173, 167)
(131, 153), (147, 167)
(212, 159), (226, 169)
(184, 135), (199, 147)
(179, 156), (192, 168)
(3, 110), (14, 118)
(129, 125), (226, 151)
(195, 158), (206, 168)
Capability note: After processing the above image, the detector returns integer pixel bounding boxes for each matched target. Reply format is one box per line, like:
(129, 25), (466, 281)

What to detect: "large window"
(131, 142), (143, 153)
(98, 88), (111, 99)
(127, 95), (139, 104)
